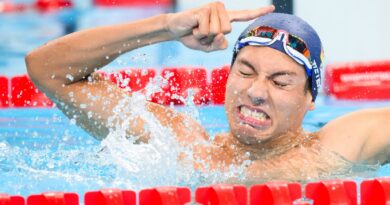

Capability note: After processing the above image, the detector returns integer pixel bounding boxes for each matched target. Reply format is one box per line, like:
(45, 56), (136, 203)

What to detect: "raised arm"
(319, 107), (390, 164)
(25, 2), (275, 141)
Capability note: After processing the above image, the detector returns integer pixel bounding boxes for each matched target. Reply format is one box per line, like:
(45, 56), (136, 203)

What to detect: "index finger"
(228, 5), (275, 22)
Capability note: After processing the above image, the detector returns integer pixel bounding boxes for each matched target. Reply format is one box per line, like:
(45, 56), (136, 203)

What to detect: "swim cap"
(232, 13), (324, 102)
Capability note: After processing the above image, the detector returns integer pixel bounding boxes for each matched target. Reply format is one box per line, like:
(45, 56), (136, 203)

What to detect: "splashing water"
(0, 74), (214, 195)
(2, 71), (385, 196)
(99, 91), (183, 188)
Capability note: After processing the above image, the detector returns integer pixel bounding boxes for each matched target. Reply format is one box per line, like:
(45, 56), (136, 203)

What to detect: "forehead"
(234, 46), (306, 75)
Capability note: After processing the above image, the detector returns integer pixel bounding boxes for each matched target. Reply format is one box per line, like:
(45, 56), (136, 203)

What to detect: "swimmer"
(25, 2), (390, 181)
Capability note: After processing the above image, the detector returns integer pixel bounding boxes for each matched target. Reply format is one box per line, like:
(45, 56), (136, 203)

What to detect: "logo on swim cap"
(232, 13), (324, 102)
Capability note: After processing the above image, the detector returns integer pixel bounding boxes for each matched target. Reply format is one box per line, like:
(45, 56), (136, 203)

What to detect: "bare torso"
(191, 131), (379, 183)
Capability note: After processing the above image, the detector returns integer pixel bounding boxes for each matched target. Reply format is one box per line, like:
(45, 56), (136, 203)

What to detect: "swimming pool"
(1, 96), (390, 197)
(2, 1), (390, 204)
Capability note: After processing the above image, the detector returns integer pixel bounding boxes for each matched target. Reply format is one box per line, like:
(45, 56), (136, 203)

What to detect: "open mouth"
(237, 105), (272, 128)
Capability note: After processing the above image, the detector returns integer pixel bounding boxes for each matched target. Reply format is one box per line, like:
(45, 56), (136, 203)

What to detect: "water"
(1, 96), (390, 196)
(0, 99), (229, 196)
(1, 0), (390, 199)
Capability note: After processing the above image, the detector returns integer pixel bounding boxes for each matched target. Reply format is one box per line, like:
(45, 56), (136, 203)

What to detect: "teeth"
(240, 107), (268, 121)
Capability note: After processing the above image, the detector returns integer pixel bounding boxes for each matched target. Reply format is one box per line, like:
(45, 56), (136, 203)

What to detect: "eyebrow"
(238, 58), (298, 77)
(238, 58), (256, 72)
(269, 71), (297, 78)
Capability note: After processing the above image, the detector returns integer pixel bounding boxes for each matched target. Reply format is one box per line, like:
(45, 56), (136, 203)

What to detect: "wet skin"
(25, 2), (390, 182)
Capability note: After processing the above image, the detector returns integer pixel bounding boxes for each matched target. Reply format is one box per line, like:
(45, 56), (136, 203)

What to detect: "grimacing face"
(224, 46), (315, 145)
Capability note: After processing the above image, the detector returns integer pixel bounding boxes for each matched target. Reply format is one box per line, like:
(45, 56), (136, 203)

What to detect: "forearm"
(26, 13), (173, 90)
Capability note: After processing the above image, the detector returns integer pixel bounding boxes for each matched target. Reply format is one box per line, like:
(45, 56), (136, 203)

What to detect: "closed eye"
(236, 59), (256, 77)
(239, 70), (254, 76)
(273, 80), (289, 87)
(270, 74), (295, 88)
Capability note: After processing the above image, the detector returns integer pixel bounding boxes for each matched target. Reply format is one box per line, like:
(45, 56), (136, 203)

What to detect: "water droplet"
(66, 74), (74, 82)
(70, 118), (76, 125)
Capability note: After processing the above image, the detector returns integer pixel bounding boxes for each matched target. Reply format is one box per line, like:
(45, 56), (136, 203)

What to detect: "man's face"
(225, 46), (314, 145)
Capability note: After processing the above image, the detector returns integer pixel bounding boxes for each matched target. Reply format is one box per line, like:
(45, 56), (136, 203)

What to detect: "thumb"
(204, 33), (229, 52)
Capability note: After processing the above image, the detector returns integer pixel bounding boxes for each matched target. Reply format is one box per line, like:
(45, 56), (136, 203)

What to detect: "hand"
(166, 2), (275, 52)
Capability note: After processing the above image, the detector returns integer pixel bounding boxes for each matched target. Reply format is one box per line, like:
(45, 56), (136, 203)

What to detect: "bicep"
(362, 108), (390, 163)
(319, 108), (390, 163)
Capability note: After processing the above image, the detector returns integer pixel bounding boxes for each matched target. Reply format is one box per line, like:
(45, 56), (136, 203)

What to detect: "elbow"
(25, 50), (41, 83)
(25, 49), (55, 88)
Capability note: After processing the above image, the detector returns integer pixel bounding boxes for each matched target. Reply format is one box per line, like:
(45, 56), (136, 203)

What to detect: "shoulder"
(317, 107), (390, 163)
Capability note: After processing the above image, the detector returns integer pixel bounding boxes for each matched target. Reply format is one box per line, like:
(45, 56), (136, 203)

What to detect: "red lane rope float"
(84, 189), (136, 205)
(10, 75), (53, 107)
(0, 67), (231, 108)
(324, 60), (390, 100)
(195, 185), (247, 205)
(150, 67), (211, 105)
(210, 66), (230, 104)
(0, 76), (9, 107)
(94, 0), (172, 7)
(250, 182), (301, 205)
(305, 180), (357, 205)
(0, 194), (25, 205)
(109, 68), (156, 92)
(360, 178), (390, 205)
(27, 192), (78, 205)
(3, 178), (390, 205)
(139, 187), (190, 205)
(34, 0), (73, 12)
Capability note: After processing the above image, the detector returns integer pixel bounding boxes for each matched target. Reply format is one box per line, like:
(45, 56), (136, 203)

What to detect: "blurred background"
(1, 0), (390, 77)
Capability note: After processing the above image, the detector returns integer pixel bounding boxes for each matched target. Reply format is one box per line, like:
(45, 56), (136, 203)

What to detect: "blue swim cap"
(232, 13), (324, 102)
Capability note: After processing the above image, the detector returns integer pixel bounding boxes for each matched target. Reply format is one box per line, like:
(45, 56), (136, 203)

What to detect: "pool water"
(1, 96), (390, 196)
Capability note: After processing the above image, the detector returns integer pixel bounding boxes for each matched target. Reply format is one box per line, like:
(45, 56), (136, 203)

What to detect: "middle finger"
(216, 2), (232, 34)
(209, 3), (221, 36)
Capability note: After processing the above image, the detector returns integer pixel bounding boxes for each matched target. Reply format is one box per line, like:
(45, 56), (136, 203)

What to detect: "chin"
(231, 123), (275, 145)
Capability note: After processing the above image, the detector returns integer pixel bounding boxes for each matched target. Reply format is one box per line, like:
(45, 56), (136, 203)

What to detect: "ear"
(308, 101), (316, 110)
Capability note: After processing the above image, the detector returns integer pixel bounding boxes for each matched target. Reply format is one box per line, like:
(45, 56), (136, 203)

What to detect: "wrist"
(163, 13), (180, 40)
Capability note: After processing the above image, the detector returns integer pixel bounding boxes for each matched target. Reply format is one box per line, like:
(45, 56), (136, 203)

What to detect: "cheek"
(273, 91), (309, 119)
(225, 75), (250, 113)
(226, 75), (251, 96)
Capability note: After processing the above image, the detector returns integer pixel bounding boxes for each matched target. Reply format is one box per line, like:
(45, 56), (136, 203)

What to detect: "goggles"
(236, 26), (313, 77)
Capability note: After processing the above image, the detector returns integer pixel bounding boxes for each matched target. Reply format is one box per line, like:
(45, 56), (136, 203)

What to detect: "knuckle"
(209, 30), (218, 36)
(198, 27), (209, 35)
(223, 25), (232, 34)
(215, 1), (225, 8)
(201, 6), (211, 15)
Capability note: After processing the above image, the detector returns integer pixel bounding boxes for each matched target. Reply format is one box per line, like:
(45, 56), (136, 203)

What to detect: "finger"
(193, 7), (211, 39)
(228, 5), (275, 22)
(213, 33), (228, 50)
(209, 3), (221, 36)
(206, 33), (229, 52)
(181, 33), (227, 52)
(216, 2), (232, 34)
(193, 31), (214, 45)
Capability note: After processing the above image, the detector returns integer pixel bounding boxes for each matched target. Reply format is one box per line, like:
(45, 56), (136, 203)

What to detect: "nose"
(247, 78), (269, 106)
